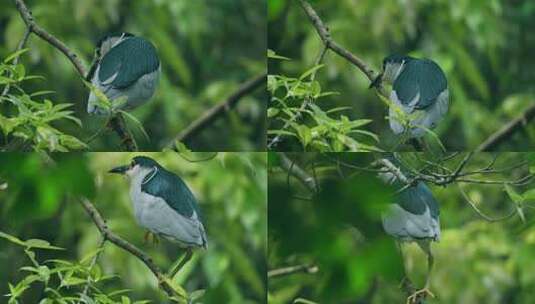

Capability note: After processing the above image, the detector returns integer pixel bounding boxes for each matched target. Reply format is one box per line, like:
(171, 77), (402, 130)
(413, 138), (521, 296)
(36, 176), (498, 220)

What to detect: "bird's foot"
(144, 231), (159, 245)
(398, 276), (414, 290)
(406, 288), (434, 304)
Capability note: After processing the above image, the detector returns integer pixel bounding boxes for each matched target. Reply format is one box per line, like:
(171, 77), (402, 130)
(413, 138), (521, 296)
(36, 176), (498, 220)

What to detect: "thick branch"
(297, 0), (379, 82)
(13, 0), (86, 76)
(108, 115), (137, 151)
(169, 73), (266, 147)
(477, 103), (535, 151)
(13, 0), (136, 151)
(79, 198), (182, 301)
(277, 152), (319, 193)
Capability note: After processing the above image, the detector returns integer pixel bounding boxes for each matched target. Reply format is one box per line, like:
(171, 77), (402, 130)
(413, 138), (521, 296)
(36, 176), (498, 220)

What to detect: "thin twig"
(168, 73), (266, 148)
(1, 28), (31, 97)
(457, 184), (516, 222)
(268, 264), (318, 278)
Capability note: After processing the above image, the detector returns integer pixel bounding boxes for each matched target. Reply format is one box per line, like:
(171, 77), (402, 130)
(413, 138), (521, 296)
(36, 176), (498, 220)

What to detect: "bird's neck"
(129, 167), (157, 191)
(383, 61), (406, 84)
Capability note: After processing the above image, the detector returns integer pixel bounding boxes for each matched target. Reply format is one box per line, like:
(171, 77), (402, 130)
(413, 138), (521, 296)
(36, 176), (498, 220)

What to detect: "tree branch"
(297, 0), (380, 83)
(277, 152), (319, 193)
(168, 73), (266, 148)
(79, 198), (183, 302)
(477, 103), (535, 151)
(12, 0), (136, 151)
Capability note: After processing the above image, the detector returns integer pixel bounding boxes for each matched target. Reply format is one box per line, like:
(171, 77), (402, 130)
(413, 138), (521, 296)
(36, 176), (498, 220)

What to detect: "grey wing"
(383, 182), (441, 241)
(141, 196), (207, 248)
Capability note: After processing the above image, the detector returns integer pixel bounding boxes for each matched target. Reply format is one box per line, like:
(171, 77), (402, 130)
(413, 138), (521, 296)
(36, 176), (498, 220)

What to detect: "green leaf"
(267, 49), (291, 61)
(25, 239), (64, 250)
(505, 184), (523, 203)
(299, 64), (324, 81)
(267, 107), (280, 118)
(61, 276), (86, 287)
(4, 48), (30, 63)
(522, 189), (535, 202)
(118, 111), (149, 142)
(0, 231), (27, 246)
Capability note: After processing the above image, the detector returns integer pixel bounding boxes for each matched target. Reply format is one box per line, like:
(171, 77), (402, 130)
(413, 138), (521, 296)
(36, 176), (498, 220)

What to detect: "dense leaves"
(0, 152), (266, 303)
(268, 152), (535, 303)
(0, 0), (266, 151)
(268, 0), (535, 151)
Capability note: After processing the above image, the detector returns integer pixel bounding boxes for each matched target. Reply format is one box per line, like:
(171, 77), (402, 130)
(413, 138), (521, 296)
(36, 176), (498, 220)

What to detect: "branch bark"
(277, 152), (319, 193)
(477, 103), (535, 151)
(168, 73), (266, 148)
(13, 0), (136, 151)
(79, 198), (183, 302)
(268, 264), (318, 278)
(297, 0), (379, 83)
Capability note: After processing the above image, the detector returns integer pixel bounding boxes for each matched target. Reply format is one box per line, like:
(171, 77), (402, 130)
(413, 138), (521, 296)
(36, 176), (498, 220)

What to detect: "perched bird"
(110, 156), (207, 275)
(370, 55), (449, 138)
(86, 32), (160, 115)
(377, 156), (440, 304)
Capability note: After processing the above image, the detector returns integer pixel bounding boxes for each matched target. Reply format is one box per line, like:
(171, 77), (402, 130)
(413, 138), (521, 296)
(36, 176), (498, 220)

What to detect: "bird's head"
(370, 54), (414, 88)
(95, 32), (135, 59)
(109, 156), (160, 179)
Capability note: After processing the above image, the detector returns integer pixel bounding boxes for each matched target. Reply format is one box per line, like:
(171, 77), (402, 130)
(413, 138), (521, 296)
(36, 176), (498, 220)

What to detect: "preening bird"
(87, 32), (160, 115)
(377, 156), (440, 304)
(110, 156), (207, 276)
(370, 55), (449, 138)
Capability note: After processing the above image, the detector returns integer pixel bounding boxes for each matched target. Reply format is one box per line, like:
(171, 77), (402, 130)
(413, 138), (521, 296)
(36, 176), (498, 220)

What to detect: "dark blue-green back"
(98, 37), (159, 89)
(396, 182), (440, 219)
(393, 59), (447, 109)
(141, 168), (201, 220)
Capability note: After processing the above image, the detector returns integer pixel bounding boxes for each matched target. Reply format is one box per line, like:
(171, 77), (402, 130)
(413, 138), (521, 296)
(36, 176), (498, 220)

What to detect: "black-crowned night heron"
(87, 32), (160, 115)
(370, 55), (449, 138)
(110, 156), (207, 276)
(377, 156), (440, 304)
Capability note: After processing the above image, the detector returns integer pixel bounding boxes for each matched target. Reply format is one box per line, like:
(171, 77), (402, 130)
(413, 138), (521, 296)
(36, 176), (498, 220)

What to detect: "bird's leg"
(407, 241), (435, 304)
(167, 248), (193, 279)
(396, 242), (414, 291)
(143, 231), (159, 245)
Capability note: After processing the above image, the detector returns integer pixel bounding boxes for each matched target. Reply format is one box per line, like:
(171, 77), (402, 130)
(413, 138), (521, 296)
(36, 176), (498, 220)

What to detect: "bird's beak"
(369, 73), (383, 89)
(109, 165), (130, 175)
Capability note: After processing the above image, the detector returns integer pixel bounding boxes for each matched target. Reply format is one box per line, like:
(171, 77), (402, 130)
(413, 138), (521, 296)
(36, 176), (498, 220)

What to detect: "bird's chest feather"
(129, 173), (161, 228)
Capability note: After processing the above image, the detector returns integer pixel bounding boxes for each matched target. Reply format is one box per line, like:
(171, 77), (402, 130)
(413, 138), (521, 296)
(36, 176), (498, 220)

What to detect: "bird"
(86, 32), (160, 115)
(109, 156), (207, 276)
(370, 54), (449, 139)
(376, 156), (440, 304)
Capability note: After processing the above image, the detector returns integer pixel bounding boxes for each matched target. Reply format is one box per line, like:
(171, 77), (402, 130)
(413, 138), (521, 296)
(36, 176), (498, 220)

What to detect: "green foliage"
(0, 50), (86, 152)
(268, 54), (380, 151)
(0, 231), (151, 304)
(0, 152), (266, 303)
(1, 0), (266, 151)
(268, 0), (535, 150)
(268, 152), (535, 303)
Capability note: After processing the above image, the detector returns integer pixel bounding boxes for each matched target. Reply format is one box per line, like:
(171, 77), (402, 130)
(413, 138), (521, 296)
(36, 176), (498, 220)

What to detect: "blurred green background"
(0, 152), (267, 303)
(268, 0), (535, 151)
(0, 0), (266, 151)
(268, 152), (535, 303)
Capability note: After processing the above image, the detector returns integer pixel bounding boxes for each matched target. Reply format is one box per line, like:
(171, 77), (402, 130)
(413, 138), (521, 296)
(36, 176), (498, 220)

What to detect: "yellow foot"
(406, 288), (435, 304)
